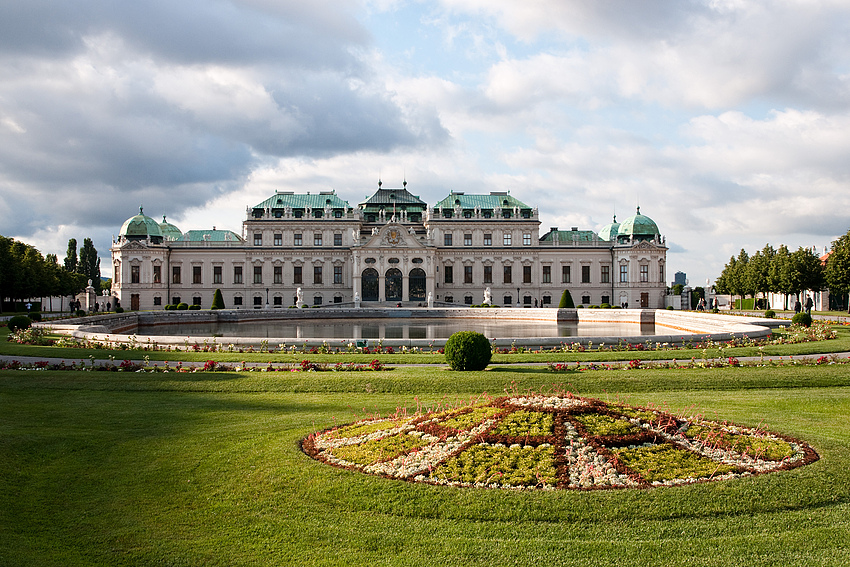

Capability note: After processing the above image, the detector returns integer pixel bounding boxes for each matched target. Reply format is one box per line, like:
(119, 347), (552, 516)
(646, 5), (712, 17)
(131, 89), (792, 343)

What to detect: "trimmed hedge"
(558, 289), (575, 308)
(8, 315), (32, 333)
(791, 312), (812, 327)
(211, 289), (225, 310)
(444, 331), (492, 371)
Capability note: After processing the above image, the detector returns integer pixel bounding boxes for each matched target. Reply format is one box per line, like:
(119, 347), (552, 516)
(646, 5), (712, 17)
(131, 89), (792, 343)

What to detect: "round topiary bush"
(8, 315), (32, 333)
(75, 309), (86, 317)
(176, 303), (189, 311)
(189, 304), (201, 310)
(791, 312), (812, 327)
(115, 306), (124, 313)
(27, 312), (42, 322)
(444, 331), (492, 371)
(764, 309), (776, 318)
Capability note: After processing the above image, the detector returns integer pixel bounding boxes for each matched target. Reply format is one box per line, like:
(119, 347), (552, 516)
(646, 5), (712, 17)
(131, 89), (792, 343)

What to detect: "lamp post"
(265, 287), (269, 308)
(516, 287), (520, 308)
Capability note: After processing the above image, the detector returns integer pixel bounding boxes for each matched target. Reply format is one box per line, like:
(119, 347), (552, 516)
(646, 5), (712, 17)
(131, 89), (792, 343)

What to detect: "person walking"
(805, 295), (813, 314)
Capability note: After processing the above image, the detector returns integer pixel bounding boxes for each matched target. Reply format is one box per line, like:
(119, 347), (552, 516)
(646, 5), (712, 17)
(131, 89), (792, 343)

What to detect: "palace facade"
(111, 182), (668, 310)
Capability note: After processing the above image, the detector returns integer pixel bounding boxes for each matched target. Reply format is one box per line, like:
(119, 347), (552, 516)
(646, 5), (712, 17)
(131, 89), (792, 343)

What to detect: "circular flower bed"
(303, 394), (819, 490)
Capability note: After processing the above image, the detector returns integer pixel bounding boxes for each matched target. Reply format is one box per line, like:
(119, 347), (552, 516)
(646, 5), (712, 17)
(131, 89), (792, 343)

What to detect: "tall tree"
(789, 247), (824, 301)
(747, 244), (775, 308)
(769, 244), (793, 309)
(78, 238), (101, 292)
(825, 228), (850, 313)
(64, 238), (78, 272)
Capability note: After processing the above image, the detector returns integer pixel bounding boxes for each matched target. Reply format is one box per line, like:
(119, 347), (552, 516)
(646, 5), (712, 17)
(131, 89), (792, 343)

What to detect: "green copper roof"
(183, 229), (243, 242)
(541, 229), (598, 242)
(120, 207), (163, 239)
(597, 215), (620, 241)
(159, 215), (183, 241)
(434, 192), (531, 210)
(617, 207), (659, 239)
(252, 191), (350, 211)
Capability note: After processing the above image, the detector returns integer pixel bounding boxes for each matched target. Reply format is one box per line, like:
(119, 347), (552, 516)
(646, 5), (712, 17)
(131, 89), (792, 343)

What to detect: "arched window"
(361, 268), (379, 301)
(385, 268), (402, 301)
(409, 268), (426, 301)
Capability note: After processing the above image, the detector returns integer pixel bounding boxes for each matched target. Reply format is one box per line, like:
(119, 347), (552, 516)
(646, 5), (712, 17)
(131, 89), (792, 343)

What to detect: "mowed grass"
(1, 364), (849, 566)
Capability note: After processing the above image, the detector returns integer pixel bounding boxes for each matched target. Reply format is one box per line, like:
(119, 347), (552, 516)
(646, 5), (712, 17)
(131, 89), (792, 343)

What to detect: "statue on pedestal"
(427, 292), (433, 309)
(354, 291), (361, 309)
(296, 287), (304, 307)
(483, 287), (492, 306)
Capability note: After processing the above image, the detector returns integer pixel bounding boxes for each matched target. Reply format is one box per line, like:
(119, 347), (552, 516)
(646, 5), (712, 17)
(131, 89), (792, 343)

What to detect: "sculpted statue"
(427, 292), (433, 308)
(296, 287), (303, 305)
(483, 287), (492, 305)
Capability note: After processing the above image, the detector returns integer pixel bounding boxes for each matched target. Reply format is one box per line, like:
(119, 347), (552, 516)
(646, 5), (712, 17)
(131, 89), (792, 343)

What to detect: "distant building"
(111, 182), (668, 310)
(673, 271), (687, 287)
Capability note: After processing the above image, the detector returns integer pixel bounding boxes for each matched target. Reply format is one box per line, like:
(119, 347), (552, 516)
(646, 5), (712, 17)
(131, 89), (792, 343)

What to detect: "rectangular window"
(193, 266), (202, 284)
(562, 265), (570, 284)
(153, 296), (162, 306)
(523, 265), (532, 284)
(601, 295), (610, 305)
(293, 266), (302, 284)
(503, 233), (512, 246)
(274, 233), (282, 246)
(274, 266), (282, 284)
(542, 296), (551, 305)
(314, 266), (322, 284)
(640, 265), (649, 282)
(131, 265), (140, 284)
(483, 233), (492, 246)
(233, 266), (243, 284)
(503, 295), (512, 305)
(193, 296), (201, 306)
(253, 266), (262, 284)
(601, 266), (610, 284)
(483, 265), (492, 284)
(444, 233), (453, 246)
(153, 265), (161, 284)
(620, 265), (629, 283)
(504, 265), (512, 284)
(334, 233), (342, 246)
(334, 266), (343, 284)
(444, 266), (453, 284)
(542, 265), (551, 283)
(581, 265), (590, 284)
(273, 296), (282, 306)
(464, 265), (473, 284)
(233, 296), (243, 306)
(254, 296), (262, 306)
(171, 296), (180, 305)
(314, 233), (322, 246)
(464, 234), (472, 246)
(294, 233), (302, 246)
(523, 233), (531, 246)
(254, 233), (262, 246)
(172, 266), (181, 284)
(213, 266), (222, 284)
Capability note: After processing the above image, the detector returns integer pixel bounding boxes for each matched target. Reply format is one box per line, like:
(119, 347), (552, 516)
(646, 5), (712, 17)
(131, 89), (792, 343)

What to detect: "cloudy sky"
(2, 0), (849, 286)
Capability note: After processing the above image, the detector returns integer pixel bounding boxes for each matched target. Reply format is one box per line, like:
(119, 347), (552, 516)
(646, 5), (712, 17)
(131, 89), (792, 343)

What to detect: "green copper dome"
(158, 215), (183, 241)
(119, 207), (163, 243)
(617, 207), (659, 243)
(598, 215), (621, 242)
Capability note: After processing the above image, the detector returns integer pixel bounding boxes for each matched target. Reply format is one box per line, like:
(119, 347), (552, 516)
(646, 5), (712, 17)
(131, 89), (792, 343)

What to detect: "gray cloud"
(0, 0), (448, 244)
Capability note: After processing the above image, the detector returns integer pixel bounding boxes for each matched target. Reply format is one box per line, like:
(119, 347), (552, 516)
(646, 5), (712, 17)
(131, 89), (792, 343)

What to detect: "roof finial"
(139, 205), (144, 215)
(613, 214), (617, 222)
(636, 206), (641, 215)
(378, 179), (382, 188)
(162, 215), (167, 222)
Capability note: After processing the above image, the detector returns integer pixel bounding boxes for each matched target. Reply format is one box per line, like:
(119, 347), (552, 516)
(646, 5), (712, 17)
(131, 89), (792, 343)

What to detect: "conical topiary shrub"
(211, 289), (225, 310)
(558, 289), (575, 308)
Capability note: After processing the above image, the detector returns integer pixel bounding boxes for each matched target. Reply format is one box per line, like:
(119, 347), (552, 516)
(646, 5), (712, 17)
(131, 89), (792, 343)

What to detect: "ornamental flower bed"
(0, 358), (388, 373)
(303, 393), (819, 490)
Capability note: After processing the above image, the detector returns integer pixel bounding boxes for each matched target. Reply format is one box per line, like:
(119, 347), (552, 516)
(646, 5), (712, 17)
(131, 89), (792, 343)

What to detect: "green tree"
(747, 244), (775, 309)
(769, 244), (793, 309)
(78, 238), (101, 292)
(825, 228), (850, 313)
(64, 238), (78, 272)
(789, 247), (824, 301)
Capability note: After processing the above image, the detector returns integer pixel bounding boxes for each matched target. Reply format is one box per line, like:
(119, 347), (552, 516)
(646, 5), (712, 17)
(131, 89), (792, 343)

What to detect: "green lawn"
(1, 363), (849, 566)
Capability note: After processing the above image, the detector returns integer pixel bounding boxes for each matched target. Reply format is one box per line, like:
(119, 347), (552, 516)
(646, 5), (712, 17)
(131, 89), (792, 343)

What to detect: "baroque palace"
(111, 182), (668, 311)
